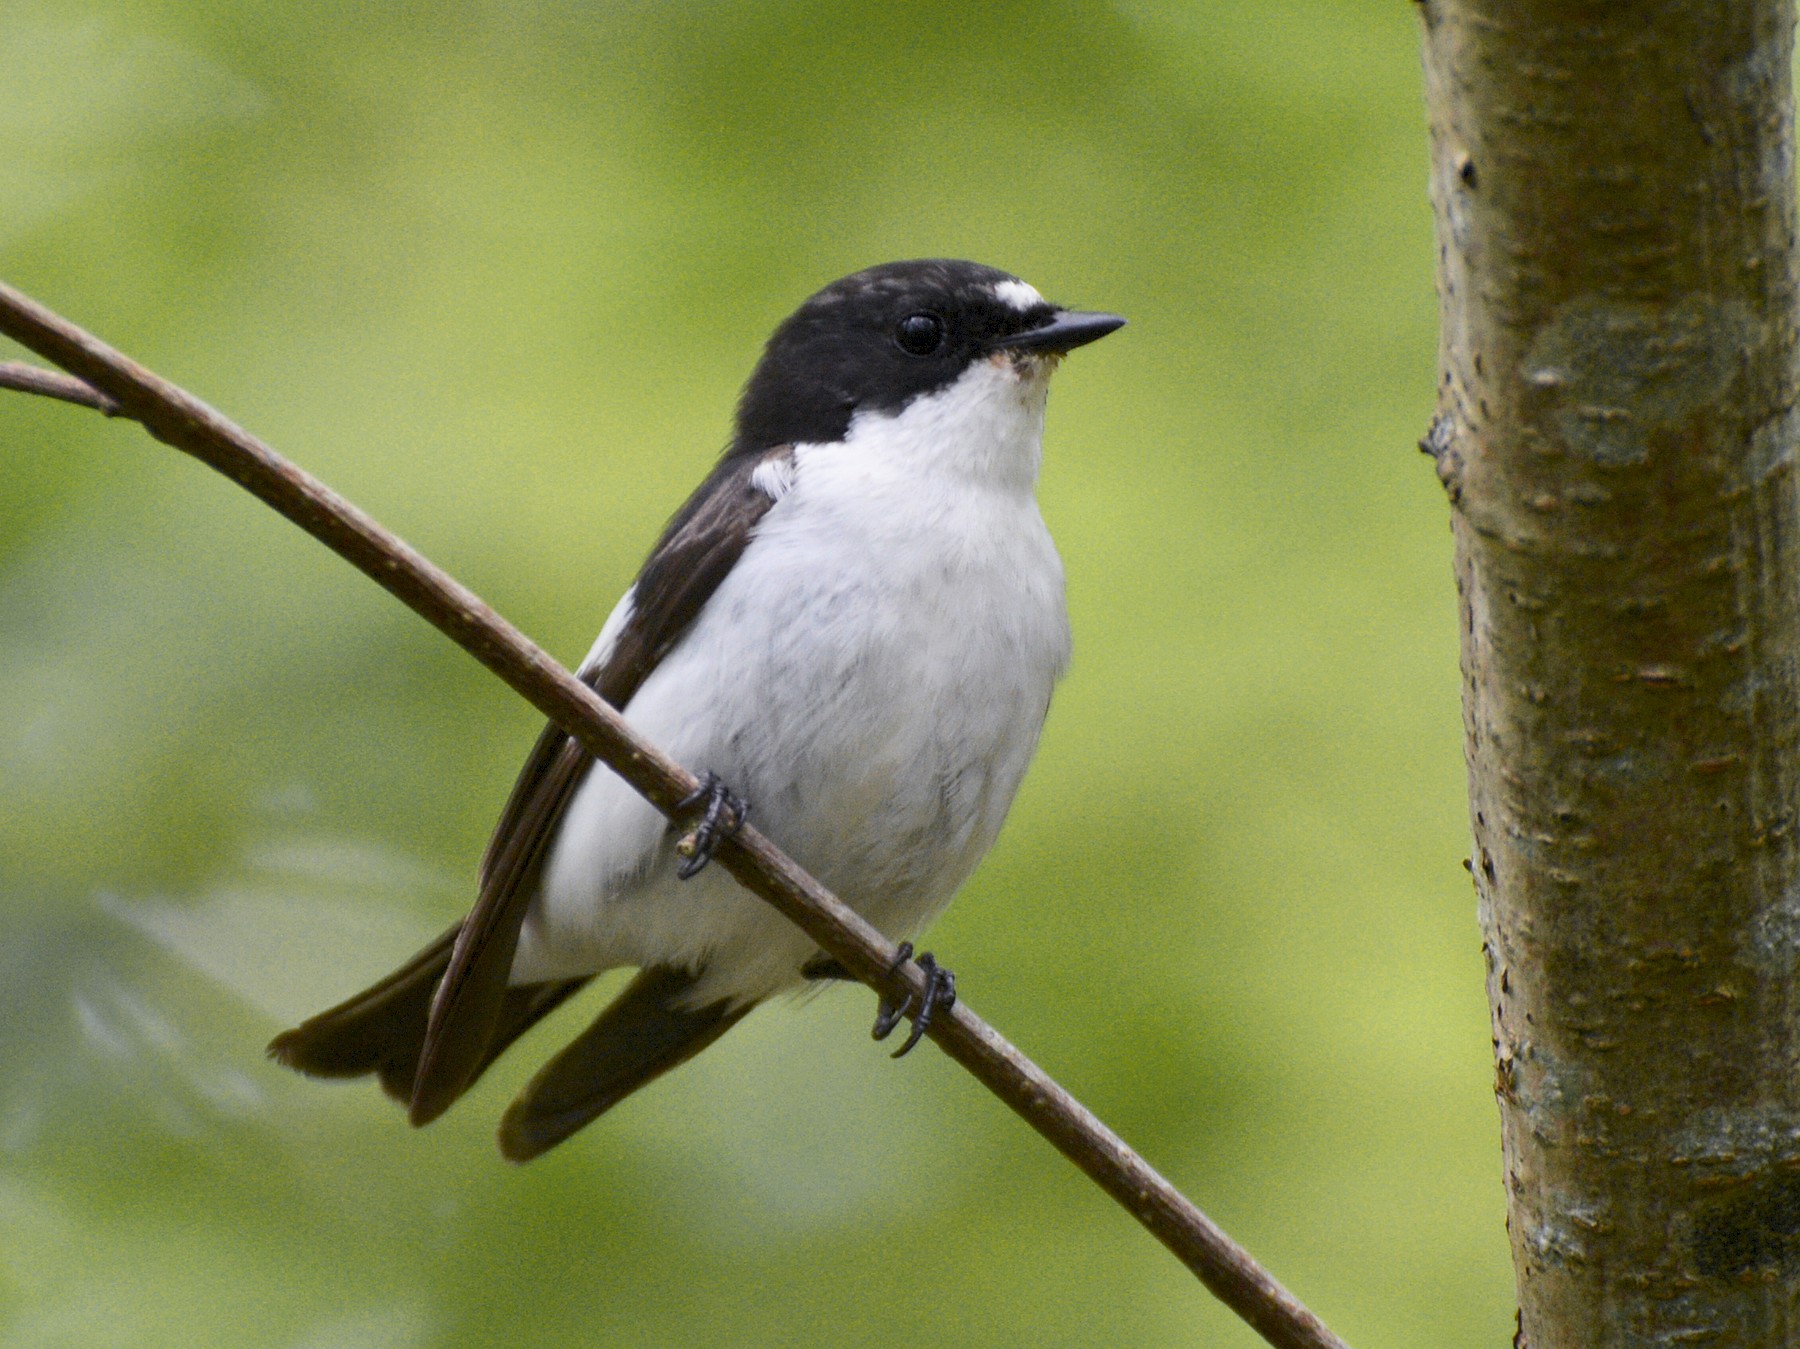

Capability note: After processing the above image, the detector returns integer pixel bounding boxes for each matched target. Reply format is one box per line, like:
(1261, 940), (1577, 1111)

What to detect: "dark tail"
(497, 967), (751, 1162)
(268, 924), (588, 1111)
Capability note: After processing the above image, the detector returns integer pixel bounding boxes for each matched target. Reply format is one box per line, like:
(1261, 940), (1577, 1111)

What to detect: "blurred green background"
(0, 2), (1503, 1345)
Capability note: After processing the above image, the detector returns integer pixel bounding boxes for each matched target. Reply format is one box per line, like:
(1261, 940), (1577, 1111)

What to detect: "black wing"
(407, 444), (796, 1124)
(495, 966), (752, 1161)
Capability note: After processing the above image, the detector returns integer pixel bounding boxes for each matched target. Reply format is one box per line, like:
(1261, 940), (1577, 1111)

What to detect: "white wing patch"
(993, 278), (1045, 312)
(750, 454), (797, 502)
(579, 587), (635, 673)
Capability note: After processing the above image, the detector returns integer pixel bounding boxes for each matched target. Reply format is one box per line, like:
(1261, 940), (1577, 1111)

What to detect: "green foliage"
(0, 1), (1506, 1344)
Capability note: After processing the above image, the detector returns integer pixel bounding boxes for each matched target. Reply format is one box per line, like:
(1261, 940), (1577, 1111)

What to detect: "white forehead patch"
(993, 279), (1045, 312)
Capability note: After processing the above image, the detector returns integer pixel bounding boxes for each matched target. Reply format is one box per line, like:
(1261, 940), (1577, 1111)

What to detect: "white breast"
(515, 356), (1072, 1005)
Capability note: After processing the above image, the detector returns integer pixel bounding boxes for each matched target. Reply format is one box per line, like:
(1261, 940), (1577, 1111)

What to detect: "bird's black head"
(733, 259), (1123, 452)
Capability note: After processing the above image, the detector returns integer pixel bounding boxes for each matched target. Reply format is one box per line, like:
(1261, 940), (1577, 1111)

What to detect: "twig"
(0, 359), (121, 414)
(0, 278), (1353, 1349)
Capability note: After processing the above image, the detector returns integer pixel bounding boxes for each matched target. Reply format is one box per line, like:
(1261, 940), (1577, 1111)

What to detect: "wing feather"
(408, 444), (795, 1124)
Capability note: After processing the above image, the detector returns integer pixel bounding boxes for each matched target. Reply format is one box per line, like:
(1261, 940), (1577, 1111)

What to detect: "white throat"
(838, 353), (1053, 493)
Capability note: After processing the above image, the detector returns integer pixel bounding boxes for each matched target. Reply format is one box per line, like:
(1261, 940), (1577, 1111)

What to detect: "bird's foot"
(871, 942), (957, 1058)
(673, 772), (749, 879)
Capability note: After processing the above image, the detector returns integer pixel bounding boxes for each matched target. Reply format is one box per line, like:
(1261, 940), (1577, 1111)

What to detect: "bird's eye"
(894, 312), (946, 356)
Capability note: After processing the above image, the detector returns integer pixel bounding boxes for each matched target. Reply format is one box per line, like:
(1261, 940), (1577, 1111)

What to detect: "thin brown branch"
(0, 276), (1351, 1349)
(0, 359), (121, 414)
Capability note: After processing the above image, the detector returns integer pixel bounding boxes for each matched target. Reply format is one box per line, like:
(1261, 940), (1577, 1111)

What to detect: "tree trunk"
(1421, 2), (1800, 1343)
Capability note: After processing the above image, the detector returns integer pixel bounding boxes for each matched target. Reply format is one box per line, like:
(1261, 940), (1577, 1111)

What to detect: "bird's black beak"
(989, 309), (1126, 355)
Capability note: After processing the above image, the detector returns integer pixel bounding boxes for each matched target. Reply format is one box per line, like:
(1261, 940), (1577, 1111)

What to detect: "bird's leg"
(871, 942), (957, 1058)
(871, 943), (915, 1039)
(891, 953), (956, 1057)
(673, 771), (750, 879)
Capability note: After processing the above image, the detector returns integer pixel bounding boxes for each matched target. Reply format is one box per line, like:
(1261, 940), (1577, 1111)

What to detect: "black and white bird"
(271, 259), (1123, 1160)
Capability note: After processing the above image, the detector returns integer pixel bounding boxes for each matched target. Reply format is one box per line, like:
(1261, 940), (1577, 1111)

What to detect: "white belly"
(514, 419), (1070, 1006)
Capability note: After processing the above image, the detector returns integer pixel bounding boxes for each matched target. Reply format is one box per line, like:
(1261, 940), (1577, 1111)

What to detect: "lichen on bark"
(1421, 1), (1800, 1342)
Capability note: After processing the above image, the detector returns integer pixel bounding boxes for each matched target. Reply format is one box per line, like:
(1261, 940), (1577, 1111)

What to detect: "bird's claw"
(871, 942), (956, 1058)
(673, 772), (749, 879)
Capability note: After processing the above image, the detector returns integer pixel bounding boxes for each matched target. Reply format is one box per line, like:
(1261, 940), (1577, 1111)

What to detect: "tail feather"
(268, 924), (588, 1112)
(269, 924), (459, 1101)
(497, 967), (751, 1163)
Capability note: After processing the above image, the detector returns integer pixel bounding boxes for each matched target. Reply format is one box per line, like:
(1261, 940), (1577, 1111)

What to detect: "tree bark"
(1422, 2), (1800, 1343)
